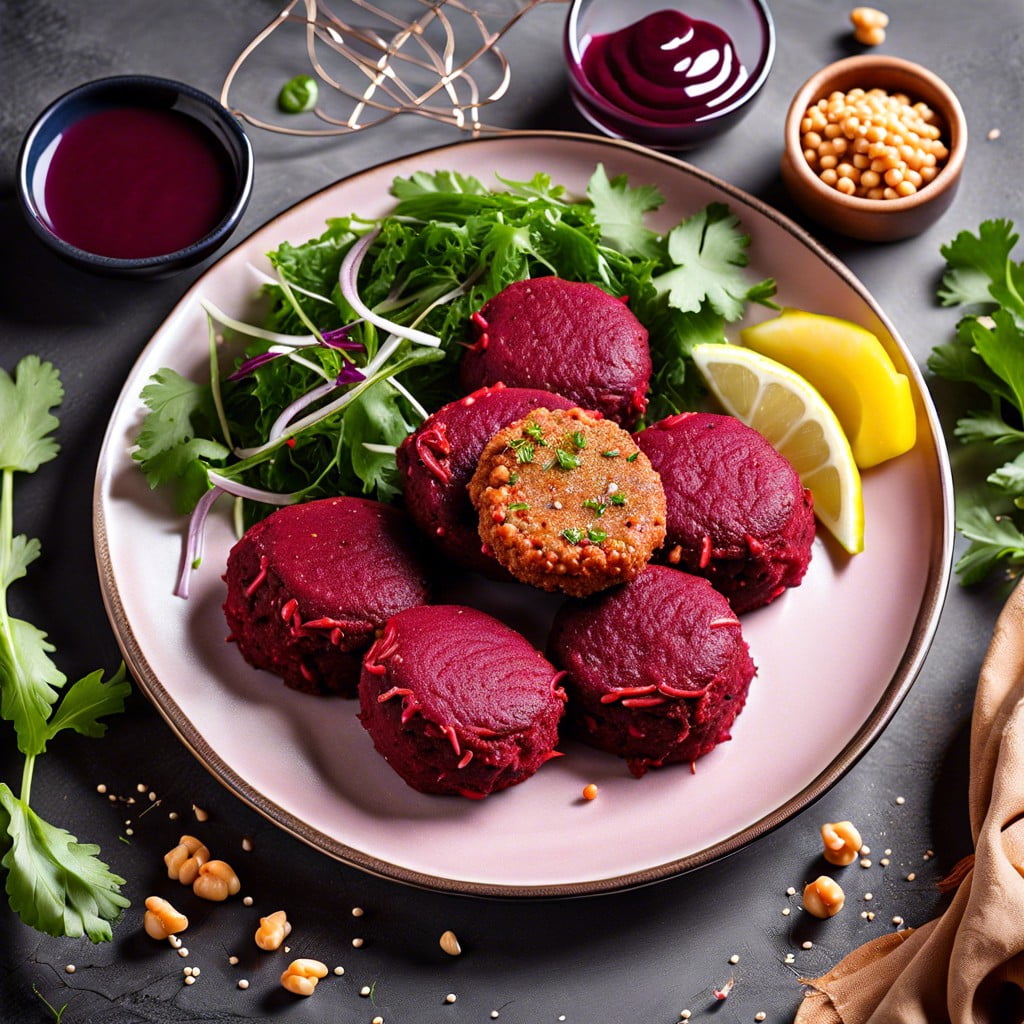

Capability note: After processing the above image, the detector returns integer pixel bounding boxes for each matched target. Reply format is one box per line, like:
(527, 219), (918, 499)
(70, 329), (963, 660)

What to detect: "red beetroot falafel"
(459, 277), (651, 427)
(548, 565), (756, 777)
(636, 412), (815, 613)
(358, 605), (566, 797)
(223, 497), (430, 697)
(396, 383), (574, 576)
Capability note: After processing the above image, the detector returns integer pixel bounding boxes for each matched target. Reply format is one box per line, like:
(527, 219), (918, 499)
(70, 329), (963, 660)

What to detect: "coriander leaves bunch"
(928, 219), (1024, 582)
(0, 356), (131, 941)
(133, 165), (775, 593)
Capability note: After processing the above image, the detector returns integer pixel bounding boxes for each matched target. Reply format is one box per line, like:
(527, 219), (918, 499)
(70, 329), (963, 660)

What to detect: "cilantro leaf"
(2, 534), (40, 589)
(44, 665), (130, 749)
(970, 309), (1024, 412)
(0, 356), (63, 474)
(587, 163), (664, 260)
(0, 618), (65, 757)
(938, 219), (1019, 309)
(0, 786), (128, 942)
(653, 202), (772, 321)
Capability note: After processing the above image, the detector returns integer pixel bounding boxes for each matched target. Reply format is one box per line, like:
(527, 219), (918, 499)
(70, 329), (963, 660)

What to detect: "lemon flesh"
(739, 308), (916, 469)
(692, 343), (865, 555)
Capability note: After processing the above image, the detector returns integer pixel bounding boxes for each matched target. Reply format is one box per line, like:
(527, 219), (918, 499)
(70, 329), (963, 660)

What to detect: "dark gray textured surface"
(0, 0), (1021, 1020)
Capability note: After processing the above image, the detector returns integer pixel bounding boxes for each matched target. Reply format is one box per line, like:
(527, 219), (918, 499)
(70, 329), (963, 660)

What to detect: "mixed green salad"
(132, 165), (775, 593)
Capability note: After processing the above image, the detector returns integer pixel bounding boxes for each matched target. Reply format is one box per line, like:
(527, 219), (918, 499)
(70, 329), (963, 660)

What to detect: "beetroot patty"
(397, 383), (574, 575)
(636, 412), (815, 613)
(548, 565), (756, 777)
(358, 605), (566, 797)
(459, 277), (651, 427)
(223, 497), (430, 697)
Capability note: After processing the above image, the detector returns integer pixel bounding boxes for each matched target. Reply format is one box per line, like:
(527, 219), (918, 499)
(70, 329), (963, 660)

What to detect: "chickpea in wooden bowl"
(781, 54), (966, 241)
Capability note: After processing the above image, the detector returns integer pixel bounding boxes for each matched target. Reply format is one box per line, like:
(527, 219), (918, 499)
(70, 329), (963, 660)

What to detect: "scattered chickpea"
(255, 910), (292, 951)
(143, 896), (189, 940)
(821, 821), (863, 866)
(800, 88), (948, 200)
(164, 835), (210, 886)
(803, 876), (846, 918)
(439, 930), (462, 956)
(192, 804), (209, 822)
(280, 958), (328, 997)
(849, 7), (889, 46)
(193, 860), (241, 901)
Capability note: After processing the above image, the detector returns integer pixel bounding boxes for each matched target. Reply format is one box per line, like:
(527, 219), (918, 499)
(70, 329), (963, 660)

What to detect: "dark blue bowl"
(17, 75), (253, 278)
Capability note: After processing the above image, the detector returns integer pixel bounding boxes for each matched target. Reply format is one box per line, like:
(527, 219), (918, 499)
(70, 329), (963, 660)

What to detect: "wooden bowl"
(781, 55), (966, 242)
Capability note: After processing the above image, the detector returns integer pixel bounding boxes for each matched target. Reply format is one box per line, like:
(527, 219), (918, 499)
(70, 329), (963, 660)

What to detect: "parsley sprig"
(927, 220), (1024, 582)
(0, 357), (130, 941)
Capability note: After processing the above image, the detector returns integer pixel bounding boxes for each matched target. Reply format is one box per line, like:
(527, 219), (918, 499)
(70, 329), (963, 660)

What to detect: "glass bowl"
(17, 75), (253, 278)
(563, 0), (775, 151)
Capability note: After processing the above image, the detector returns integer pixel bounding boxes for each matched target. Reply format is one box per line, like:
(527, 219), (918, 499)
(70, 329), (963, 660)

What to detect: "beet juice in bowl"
(564, 0), (775, 150)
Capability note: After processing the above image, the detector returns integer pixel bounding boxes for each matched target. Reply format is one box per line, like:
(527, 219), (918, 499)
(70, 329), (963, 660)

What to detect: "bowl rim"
(564, 0), (777, 128)
(16, 73), (254, 272)
(783, 53), (967, 214)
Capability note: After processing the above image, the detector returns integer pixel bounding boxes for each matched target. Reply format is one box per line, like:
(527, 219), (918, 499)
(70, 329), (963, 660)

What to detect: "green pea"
(278, 75), (318, 114)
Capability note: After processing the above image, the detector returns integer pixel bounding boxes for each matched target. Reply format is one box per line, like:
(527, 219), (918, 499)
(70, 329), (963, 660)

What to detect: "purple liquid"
(581, 10), (748, 124)
(41, 106), (233, 259)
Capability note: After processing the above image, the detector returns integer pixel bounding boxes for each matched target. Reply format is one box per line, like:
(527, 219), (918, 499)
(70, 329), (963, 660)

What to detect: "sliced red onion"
(267, 366), (366, 443)
(339, 231), (441, 348)
(320, 323), (366, 351)
(175, 486), (223, 599)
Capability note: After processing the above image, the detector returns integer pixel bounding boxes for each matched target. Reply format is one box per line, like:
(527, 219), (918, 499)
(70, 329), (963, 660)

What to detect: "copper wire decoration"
(220, 0), (563, 137)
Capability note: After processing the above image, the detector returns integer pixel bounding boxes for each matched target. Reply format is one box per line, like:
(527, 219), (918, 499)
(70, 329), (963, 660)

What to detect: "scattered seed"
(895, 796), (905, 805)
(786, 886), (796, 896)
(713, 977), (735, 1000)
(352, 906), (365, 918)
(125, 828), (134, 836)
(885, 849), (892, 856)
(865, 892), (873, 901)
(866, 911), (876, 920)
(334, 966), (345, 976)
(880, 858), (890, 867)
(892, 916), (904, 926)
(352, 937), (364, 948)
(184, 975), (196, 986)
(988, 128), (1001, 140)
(439, 930), (462, 956)
(801, 941), (813, 950)
(169, 935), (182, 949)
(149, 791), (157, 802)
(906, 872), (917, 881)
(784, 954), (796, 965)
(582, 783), (599, 801)
(728, 954), (740, 965)
(65, 965), (75, 974)
(184, 967), (194, 977)
(923, 850), (934, 860)
(169, 811), (179, 821)
(242, 896), (253, 906)
(361, 986), (372, 997)
(96, 784), (107, 794)
(108, 793), (117, 802)
(238, 979), (249, 990)
(137, 783), (147, 793)
(193, 804), (209, 822)
(228, 955), (239, 966)
(755, 1014), (767, 1022)
(242, 836), (254, 852)
(860, 911), (869, 919)
(492, 1013), (500, 1020)
(193, 968), (201, 977)
(680, 1013), (692, 1021)
(782, 907), (791, 916)
(860, 858), (872, 868)
(445, 993), (457, 1004)
(177, 947), (190, 958)
(373, 1017), (384, 1024)
(860, 845), (871, 855)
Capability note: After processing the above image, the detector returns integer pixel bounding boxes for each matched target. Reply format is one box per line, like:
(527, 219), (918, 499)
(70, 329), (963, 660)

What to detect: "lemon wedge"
(692, 343), (865, 555)
(739, 308), (916, 469)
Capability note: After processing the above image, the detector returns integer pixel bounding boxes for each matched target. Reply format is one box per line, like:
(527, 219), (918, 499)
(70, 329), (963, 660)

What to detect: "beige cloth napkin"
(794, 579), (1024, 1024)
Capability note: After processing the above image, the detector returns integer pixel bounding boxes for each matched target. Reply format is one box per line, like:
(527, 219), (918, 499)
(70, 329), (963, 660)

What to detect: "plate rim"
(93, 129), (954, 899)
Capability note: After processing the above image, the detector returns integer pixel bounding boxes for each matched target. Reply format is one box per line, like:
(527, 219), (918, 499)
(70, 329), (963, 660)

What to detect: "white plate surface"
(94, 132), (952, 897)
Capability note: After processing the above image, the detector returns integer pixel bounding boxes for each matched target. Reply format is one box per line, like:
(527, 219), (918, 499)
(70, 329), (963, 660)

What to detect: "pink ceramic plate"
(94, 132), (952, 897)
